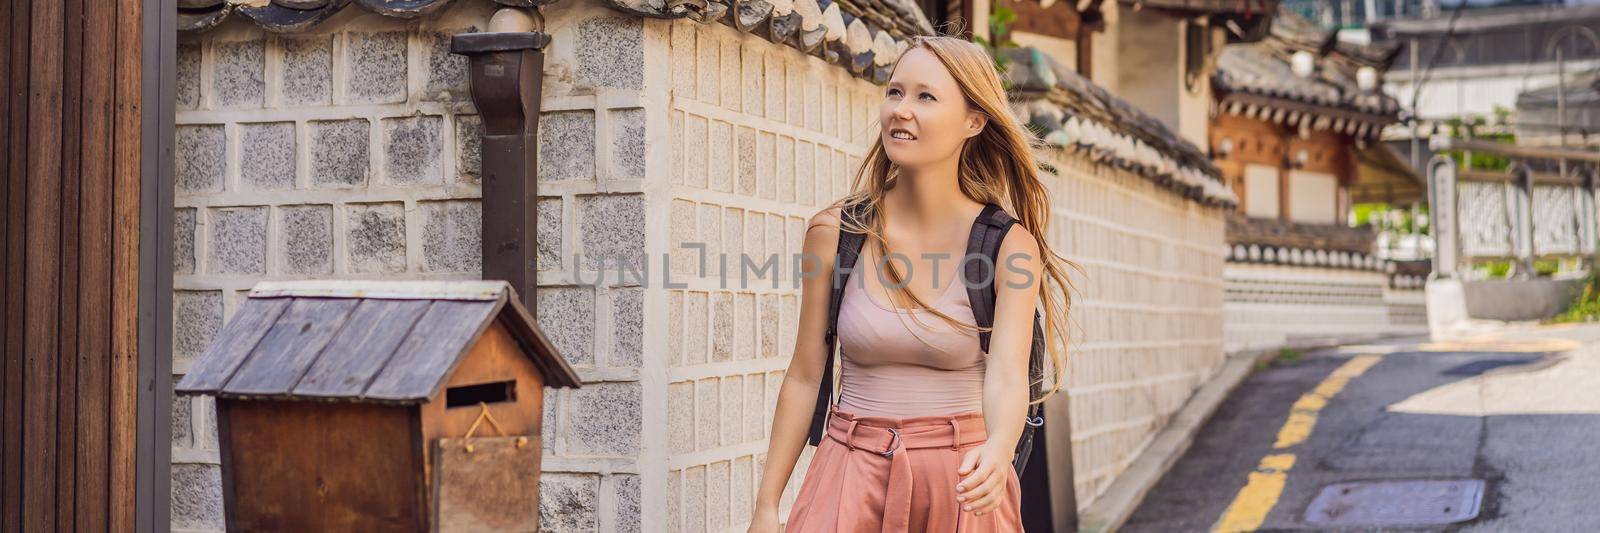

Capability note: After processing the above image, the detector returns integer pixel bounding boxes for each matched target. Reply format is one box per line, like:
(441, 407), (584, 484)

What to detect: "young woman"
(747, 35), (1074, 532)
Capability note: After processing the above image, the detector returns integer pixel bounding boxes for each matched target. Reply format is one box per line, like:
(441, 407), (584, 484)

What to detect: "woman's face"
(880, 47), (985, 169)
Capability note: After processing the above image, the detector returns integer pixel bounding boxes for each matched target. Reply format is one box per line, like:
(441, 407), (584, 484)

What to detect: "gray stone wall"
(171, 2), (644, 531)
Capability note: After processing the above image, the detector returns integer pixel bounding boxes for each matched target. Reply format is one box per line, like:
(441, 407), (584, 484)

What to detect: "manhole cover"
(1304, 479), (1485, 526)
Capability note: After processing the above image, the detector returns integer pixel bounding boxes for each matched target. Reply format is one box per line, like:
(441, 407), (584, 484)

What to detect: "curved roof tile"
(180, 0), (933, 83)
(1003, 47), (1237, 207)
(1213, 10), (1401, 122)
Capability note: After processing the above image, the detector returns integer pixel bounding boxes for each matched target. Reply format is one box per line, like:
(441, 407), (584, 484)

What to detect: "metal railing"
(1429, 137), (1600, 279)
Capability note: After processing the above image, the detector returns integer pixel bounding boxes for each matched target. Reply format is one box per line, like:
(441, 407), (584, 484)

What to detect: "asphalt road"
(1123, 325), (1600, 532)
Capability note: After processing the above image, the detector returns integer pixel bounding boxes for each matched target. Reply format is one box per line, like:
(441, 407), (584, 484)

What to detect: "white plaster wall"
(1013, 30), (1078, 71)
(1387, 59), (1600, 122)
(1176, 24), (1220, 148)
(1245, 164), (1281, 219)
(1035, 150), (1229, 507)
(1288, 170), (1338, 224)
(1087, 4), (1210, 148)
(1113, 9), (1182, 131)
(1223, 263), (1424, 355)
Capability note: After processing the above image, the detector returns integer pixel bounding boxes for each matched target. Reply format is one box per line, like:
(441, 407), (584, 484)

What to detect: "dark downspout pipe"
(451, 15), (549, 314)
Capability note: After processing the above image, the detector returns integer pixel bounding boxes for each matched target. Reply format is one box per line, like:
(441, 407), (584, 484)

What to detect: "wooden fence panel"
(0, 0), (152, 530)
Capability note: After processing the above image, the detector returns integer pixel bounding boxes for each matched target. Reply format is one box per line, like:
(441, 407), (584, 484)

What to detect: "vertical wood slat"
(1, 0), (28, 528)
(77, 0), (118, 527)
(56, 0), (85, 527)
(111, 0), (142, 529)
(1, 0), (144, 529)
(0, 0), (27, 529)
(23, 0), (65, 530)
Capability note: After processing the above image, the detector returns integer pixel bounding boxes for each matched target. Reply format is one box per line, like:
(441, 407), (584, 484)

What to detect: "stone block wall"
(170, 1), (649, 530)
(1034, 151), (1230, 506)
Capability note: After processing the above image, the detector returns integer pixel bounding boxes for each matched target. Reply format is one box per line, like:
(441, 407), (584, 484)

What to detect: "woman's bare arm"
(956, 225), (1041, 515)
(751, 207), (843, 518)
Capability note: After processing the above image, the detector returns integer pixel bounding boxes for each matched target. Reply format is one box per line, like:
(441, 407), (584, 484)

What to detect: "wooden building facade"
(1, 0), (176, 531)
(1210, 10), (1404, 225)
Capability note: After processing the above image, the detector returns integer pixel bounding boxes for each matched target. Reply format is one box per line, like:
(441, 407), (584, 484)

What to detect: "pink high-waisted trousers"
(785, 405), (1025, 532)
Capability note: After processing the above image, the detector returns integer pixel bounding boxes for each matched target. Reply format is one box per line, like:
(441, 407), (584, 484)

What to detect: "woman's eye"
(887, 88), (901, 98)
(920, 92), (935, 101)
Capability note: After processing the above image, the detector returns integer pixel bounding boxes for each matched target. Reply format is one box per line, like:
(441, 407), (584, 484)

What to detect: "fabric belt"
(823, 405), (990, 533)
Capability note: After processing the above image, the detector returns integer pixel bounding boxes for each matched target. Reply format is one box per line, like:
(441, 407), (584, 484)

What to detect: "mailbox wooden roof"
(176, 280), (581, 403)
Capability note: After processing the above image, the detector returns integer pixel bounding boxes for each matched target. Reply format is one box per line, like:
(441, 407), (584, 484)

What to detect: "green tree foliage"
(973, 6), (1019, 89)
(1553, 270), (1600, 323)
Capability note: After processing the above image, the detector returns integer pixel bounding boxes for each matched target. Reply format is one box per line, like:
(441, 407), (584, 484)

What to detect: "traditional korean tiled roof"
(1118, 0), (1280, 15)
(1371, 3), (1600, 37)
(1268, 10), (1398, 69)
(1003, 47), (1237, 207)
(177, 0), (511, 33)
(1224, 215), (1393, 272)
(181, 0), (933, 83)
(621, 0), (934, 82)
(1213, 10), (1401, 139)
(175, 280), (581, 403)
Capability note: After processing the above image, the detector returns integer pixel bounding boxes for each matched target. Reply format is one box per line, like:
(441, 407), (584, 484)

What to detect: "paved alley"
(1124, 324), (1600, 532)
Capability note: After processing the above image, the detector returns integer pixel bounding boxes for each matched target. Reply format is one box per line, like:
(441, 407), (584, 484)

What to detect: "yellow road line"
(1211, 355), (1383, 533)
(1213, 454), (1297, 533)
(1274, 355), (1382, 449)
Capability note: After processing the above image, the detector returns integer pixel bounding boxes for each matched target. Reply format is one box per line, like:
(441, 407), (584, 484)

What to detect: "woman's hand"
(955, 441), (1014, 516)
(748, 504), (781, 533)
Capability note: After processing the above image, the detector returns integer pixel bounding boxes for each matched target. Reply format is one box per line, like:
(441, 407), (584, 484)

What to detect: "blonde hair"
(830, 35), (1077, 406)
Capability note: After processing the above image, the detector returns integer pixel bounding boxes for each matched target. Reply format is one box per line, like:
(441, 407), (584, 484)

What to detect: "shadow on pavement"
(1122, 331), (1600, 532)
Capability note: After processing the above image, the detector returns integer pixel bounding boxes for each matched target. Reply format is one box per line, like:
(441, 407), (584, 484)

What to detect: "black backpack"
(808, 202), (1048, 475)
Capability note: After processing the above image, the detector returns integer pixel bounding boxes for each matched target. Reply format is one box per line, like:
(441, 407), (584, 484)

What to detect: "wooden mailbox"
(175, 280), (581, 531)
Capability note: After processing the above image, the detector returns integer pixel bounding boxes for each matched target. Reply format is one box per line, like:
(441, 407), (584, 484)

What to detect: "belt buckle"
(879, 428), (901, 458)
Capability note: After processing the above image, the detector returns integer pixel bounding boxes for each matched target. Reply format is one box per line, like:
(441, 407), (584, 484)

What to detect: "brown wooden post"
(0, 0), (169, 528)
(452, 15), (550, 314)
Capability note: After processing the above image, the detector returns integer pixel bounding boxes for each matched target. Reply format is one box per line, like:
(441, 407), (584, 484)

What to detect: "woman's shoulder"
(806, 206), (845, 233)
(800, 206), (846, 267)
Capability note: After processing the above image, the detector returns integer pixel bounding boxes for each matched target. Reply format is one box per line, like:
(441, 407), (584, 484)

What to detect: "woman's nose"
(891, 100), (913, 120)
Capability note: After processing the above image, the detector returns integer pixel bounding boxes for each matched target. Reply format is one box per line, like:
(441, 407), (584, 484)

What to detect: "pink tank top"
(834, 262), (986, 418)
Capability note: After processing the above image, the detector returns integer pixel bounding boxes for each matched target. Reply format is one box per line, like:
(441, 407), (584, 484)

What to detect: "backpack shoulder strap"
(964, 204), (1048, 407)
(964, 203), (1017, 354)
(807, 204), (868, 446)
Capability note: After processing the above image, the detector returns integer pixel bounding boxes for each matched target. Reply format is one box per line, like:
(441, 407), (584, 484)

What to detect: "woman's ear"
(964, 111), (988, 139)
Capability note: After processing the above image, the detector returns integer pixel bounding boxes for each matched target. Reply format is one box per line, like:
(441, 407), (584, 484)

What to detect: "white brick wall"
(657, 18), (882, 532)
(1035, 152), (1230, 508)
